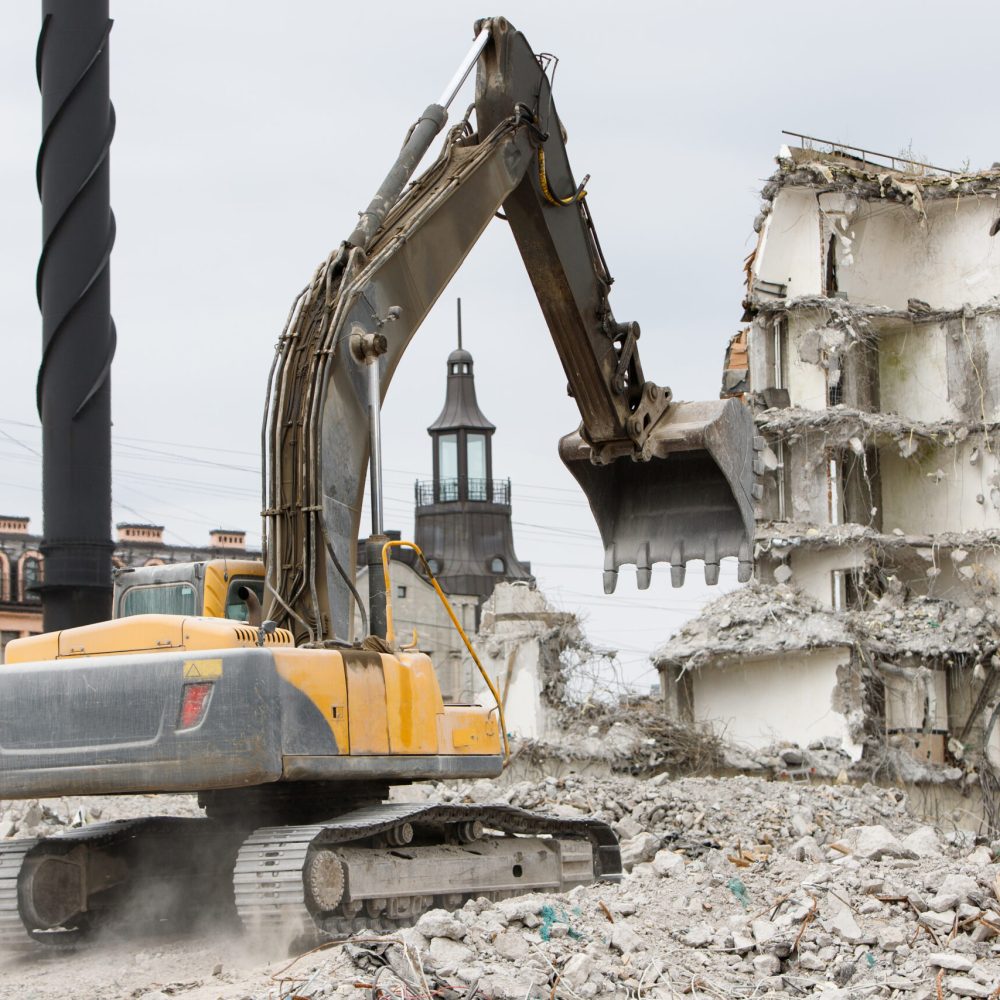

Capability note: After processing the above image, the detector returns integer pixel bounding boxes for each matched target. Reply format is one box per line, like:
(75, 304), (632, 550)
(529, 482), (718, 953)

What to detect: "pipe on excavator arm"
(262, 18), (759, 644)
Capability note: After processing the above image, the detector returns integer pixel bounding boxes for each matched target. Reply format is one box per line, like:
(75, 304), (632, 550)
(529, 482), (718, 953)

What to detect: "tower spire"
(456, 297), (462, 351)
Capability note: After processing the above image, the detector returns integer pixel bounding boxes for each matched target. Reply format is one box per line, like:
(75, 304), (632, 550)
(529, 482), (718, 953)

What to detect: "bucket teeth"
(704, 536), (719, 585)
(669, 543), (685, 588)
(603, 545), (618, 595)
(636, 543), (651, 591)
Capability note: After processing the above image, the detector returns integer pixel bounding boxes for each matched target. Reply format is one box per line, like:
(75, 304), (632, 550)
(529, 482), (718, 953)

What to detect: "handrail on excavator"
(380, 538), (510, 760)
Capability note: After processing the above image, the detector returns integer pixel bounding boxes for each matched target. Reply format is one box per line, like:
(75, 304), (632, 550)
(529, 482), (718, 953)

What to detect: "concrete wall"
(837, 197), (1000, 311)
(753, 188), (823, 297)
(690, 646), (862, 759)
(474, 582), (570, 742)
(879, 440), (1000, 537)
(786, 546), (868, 607)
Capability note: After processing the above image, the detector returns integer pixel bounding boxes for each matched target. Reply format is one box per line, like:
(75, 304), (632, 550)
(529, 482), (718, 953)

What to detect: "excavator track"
(2, 802), (619, 950)
(1, 817), (244, 951)
(0, 838), (37, 953)
(0, 820), (145, 952)
(234, 802), (621, 941)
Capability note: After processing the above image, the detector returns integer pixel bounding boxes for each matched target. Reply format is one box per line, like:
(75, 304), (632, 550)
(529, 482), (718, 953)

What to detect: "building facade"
(657, 141), (1000, 781)
(0, 520), (257, 657)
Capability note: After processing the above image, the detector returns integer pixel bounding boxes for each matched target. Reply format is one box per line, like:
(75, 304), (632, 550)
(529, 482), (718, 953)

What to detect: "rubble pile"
(0, 791), (201, 841)
(5, 774), (1000, 999)
(251, 774), (1000, 999)
(653, 583), (852, 671)
(510, 698), (728, 775)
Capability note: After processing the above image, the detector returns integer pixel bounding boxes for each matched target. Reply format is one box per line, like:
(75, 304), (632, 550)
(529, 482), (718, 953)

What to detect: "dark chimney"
(36, 0), (116, 629)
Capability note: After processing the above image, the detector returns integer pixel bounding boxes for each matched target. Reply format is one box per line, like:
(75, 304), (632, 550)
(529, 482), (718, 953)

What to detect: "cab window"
(225, 578), (265, 621)
(120, 583), (197, 617)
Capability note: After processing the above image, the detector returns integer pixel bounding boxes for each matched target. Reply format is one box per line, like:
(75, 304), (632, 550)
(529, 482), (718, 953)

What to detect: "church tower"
(414, 301), (532, 605)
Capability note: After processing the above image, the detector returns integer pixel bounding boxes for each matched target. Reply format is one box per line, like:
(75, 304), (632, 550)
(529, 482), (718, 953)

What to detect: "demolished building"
(656, 139), (1000, 794)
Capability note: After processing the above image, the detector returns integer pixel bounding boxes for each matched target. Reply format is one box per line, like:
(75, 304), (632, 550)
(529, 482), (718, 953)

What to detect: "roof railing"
(781, 130), (960, 177)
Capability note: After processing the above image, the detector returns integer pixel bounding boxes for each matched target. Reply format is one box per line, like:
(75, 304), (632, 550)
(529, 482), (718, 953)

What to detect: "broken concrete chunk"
(496, 895), (545, 923)
(560, 953), (593, 989)
(619, 831), (660, 870)
(930, 874), (979, 911)
(428, 936), (475, 969)
(947, 977), (992, 998)
(919, 908), (957, 931)
(614, 815), (643, 841)
(491, 928), (530, 962)
(751, 918), (778, 946)
(824, 897), (863, 943)
(901, 826), (943, 858)
(752, 953), (781, 977)
(416, 908), (467, 941)
(876, 924), (908, 951)
(928, 953), (975, 972)
(842, 825), (917, 861)
(652, 849), (685, 877)
(610, 921), (646, 954)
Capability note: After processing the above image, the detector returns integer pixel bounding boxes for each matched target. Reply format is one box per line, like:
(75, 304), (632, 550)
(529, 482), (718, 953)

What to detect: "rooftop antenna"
(457, 297), (463, 350)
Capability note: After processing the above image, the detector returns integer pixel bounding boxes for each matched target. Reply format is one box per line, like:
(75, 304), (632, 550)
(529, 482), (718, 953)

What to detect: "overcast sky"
(3, 2), (999, 688)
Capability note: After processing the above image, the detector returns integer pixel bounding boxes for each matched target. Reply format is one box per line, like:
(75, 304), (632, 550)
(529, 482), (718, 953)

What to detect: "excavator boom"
(264, 17), (759, 644)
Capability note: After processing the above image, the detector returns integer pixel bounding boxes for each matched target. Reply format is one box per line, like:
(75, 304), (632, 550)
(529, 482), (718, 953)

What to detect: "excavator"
(0, 17), (759, 950)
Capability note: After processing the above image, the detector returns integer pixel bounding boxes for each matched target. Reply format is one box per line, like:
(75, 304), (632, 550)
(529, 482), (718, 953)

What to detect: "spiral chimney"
(36, 0), (116, 630)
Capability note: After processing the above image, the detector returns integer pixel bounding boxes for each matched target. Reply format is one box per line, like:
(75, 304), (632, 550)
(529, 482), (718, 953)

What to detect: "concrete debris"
(756, 519), (1000, 567)
(655, 582), (998, 666)
(757, 147), (1000, 233)
(7, 773), (1000, 999)
(508, 697), (728, 776)
(841, 824), (916, 860)
(755, 404), (1000, 461)
(653, 582), (853, 671)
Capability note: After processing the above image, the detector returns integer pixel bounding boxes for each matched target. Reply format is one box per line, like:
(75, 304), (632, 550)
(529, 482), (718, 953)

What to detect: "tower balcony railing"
(415, 477), (511, 507)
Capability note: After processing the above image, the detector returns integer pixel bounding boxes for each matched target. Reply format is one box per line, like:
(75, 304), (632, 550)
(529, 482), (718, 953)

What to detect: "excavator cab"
(113, 560), (265, 622)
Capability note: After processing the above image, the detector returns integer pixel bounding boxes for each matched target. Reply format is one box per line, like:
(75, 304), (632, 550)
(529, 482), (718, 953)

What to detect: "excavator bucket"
(559, 398), (761, 592)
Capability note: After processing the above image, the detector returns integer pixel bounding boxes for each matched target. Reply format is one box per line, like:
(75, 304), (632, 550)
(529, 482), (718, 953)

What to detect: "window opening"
(224, 578), (265, 621)
(21, 557), (41, 602)
(120, 582), (198, 617)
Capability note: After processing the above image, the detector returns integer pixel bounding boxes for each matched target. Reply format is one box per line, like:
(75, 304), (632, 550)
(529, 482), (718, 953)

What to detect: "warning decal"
(183, 658), (223, 680)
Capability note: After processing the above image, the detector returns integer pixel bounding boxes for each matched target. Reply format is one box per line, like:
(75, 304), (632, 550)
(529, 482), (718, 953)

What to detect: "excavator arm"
(263, 17), (759, 644)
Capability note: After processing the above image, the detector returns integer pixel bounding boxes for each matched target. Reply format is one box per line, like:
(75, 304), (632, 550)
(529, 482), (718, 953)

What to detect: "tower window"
(438, 434), (458, 480)
(490, 556), (505, 574)
(397, 585), (407, 598)
(467, 433), (486, 482)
